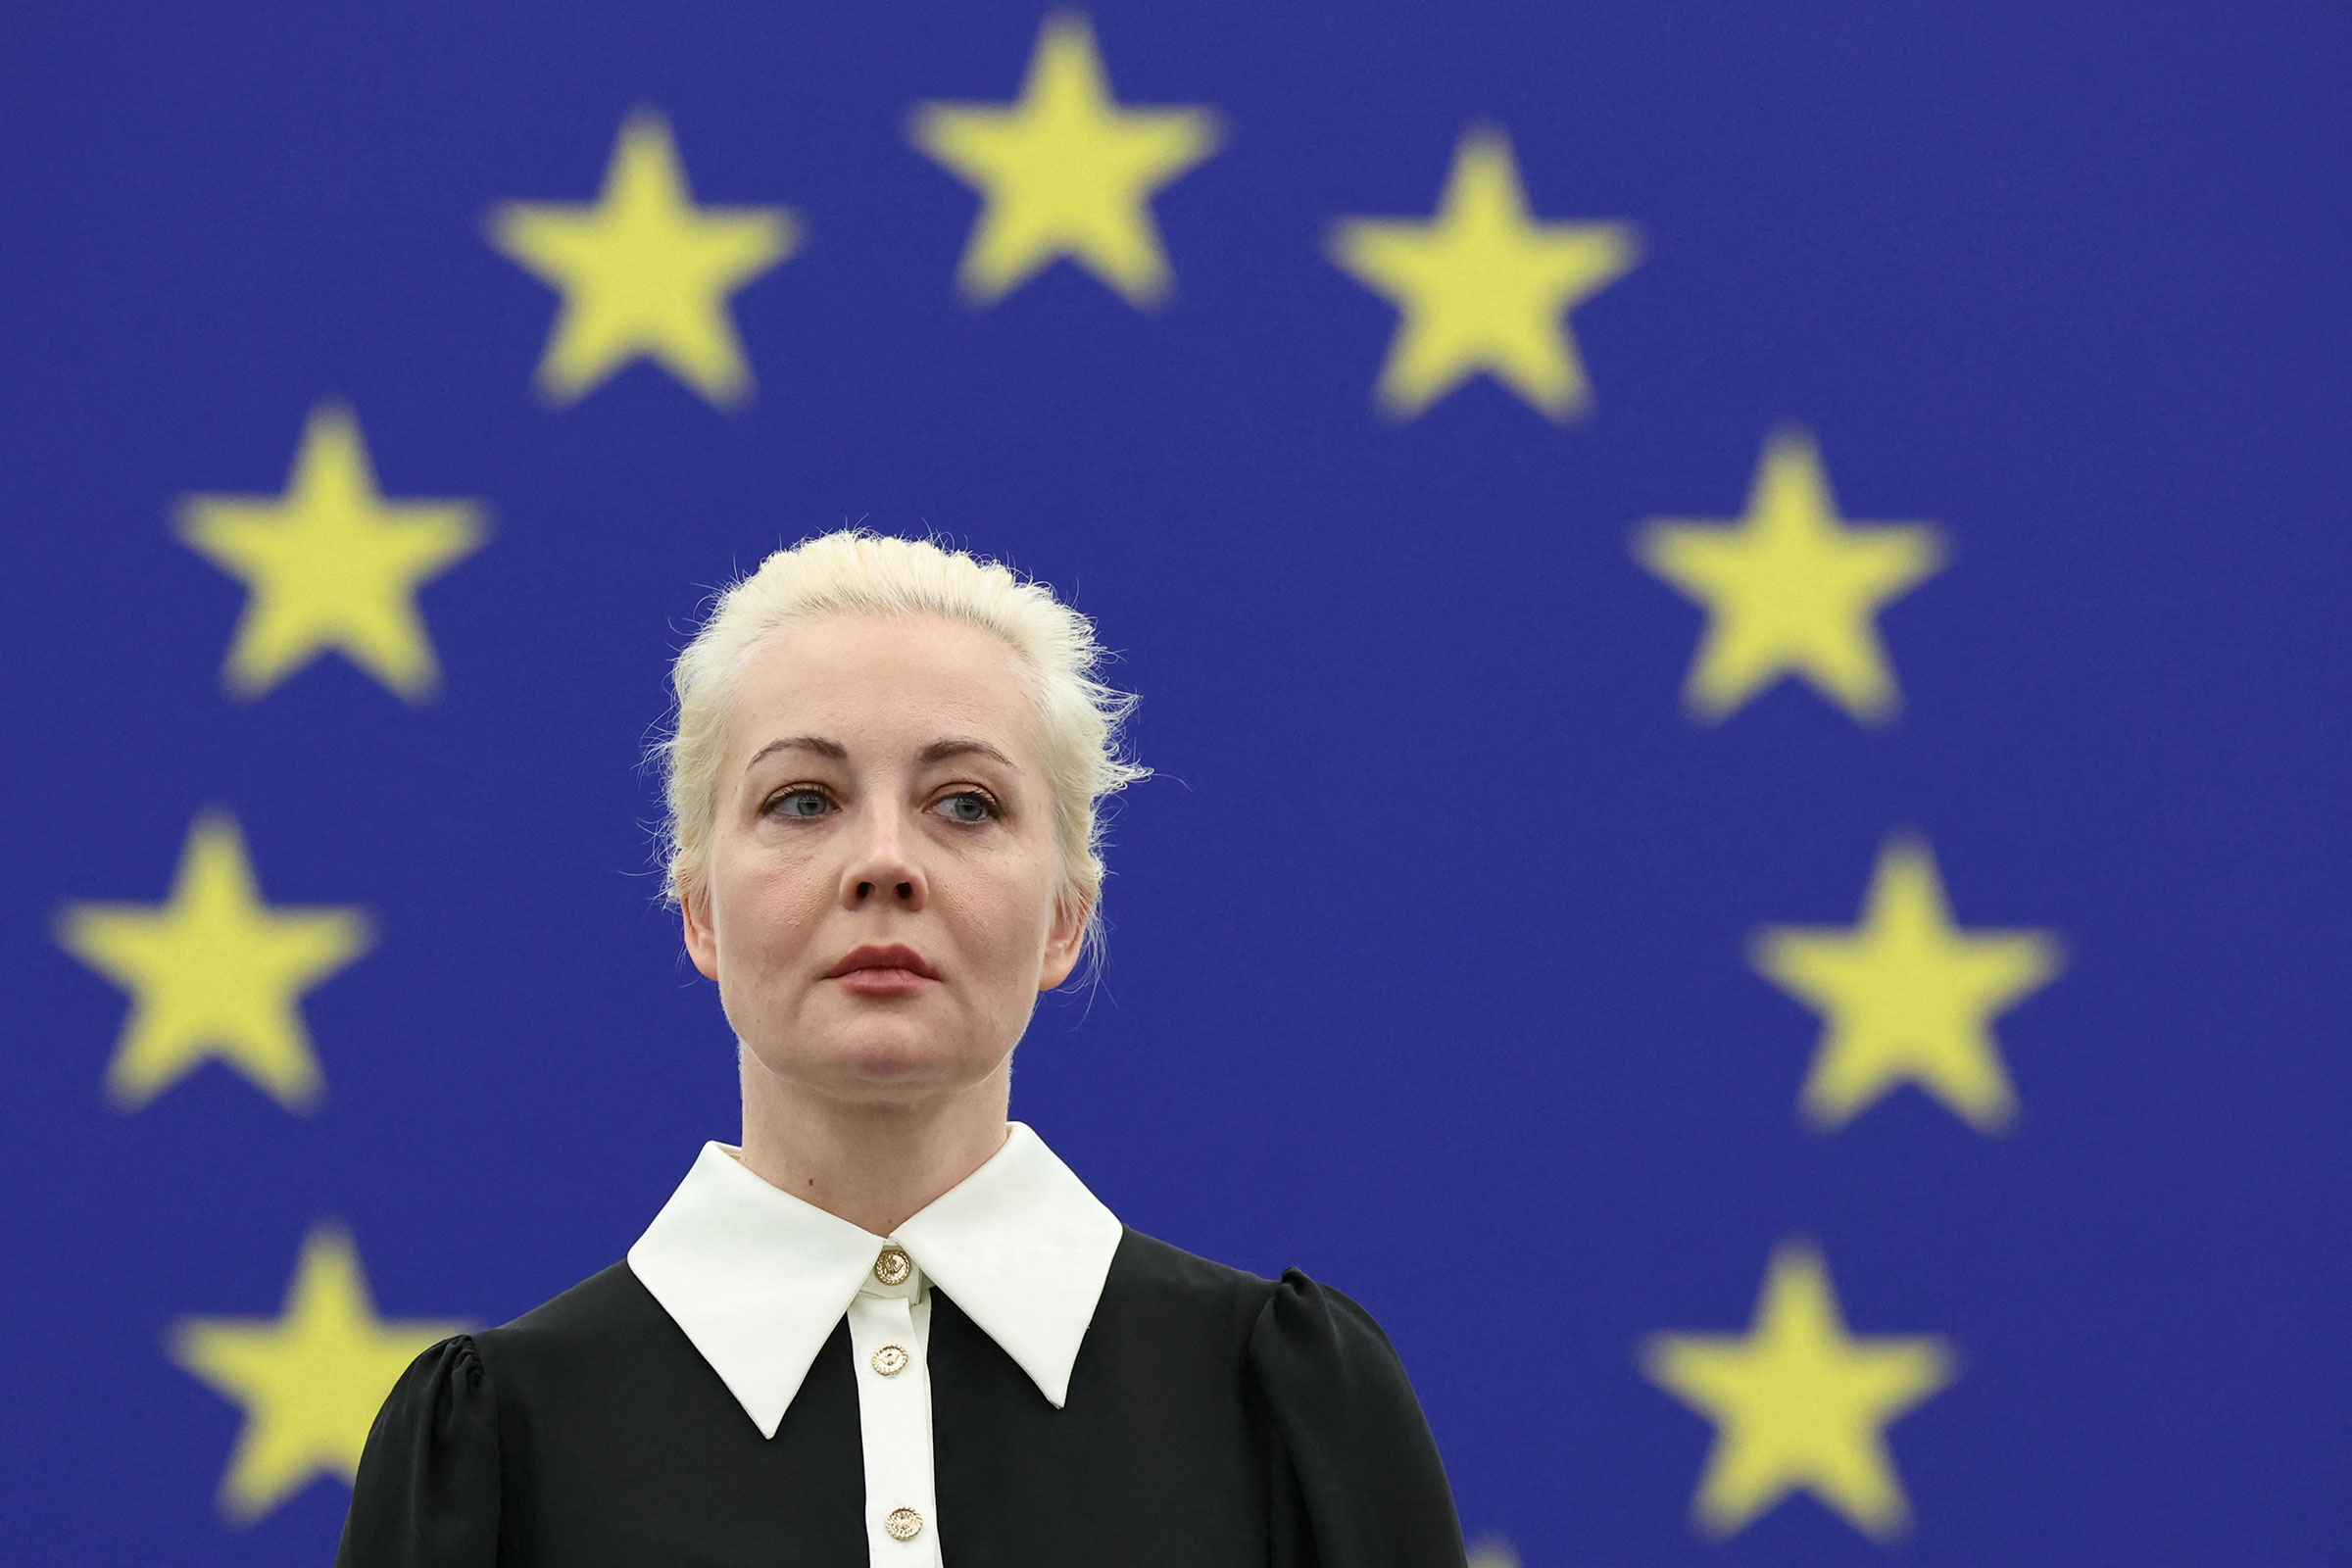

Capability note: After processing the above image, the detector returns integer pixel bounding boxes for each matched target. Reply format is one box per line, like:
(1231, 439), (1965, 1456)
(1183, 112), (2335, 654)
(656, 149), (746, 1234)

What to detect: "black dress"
(337, 1227), (1467, 1567)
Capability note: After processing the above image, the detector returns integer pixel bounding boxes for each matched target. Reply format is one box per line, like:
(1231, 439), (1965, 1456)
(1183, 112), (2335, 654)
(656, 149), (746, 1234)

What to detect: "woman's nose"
(841, 808), (927, 909)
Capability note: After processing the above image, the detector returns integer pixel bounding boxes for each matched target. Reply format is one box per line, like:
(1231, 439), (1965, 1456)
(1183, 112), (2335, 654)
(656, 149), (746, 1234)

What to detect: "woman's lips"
(824, 945), (940, 996)
(831, 966), (933, 996)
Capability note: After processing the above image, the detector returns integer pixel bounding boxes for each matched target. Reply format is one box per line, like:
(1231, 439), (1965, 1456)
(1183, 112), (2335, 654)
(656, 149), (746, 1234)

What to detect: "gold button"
(873, 1246), (913, 1287)
(883, 1507), (923, 1542)
(870, 1344), (909, 1377)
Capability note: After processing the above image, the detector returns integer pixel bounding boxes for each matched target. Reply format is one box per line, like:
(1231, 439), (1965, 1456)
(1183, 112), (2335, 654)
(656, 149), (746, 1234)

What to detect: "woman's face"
(682, 612), (1085, 1108)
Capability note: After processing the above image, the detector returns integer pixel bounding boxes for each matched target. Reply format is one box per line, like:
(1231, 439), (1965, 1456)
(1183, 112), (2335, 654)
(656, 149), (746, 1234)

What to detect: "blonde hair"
(655, 531), (1148, 962)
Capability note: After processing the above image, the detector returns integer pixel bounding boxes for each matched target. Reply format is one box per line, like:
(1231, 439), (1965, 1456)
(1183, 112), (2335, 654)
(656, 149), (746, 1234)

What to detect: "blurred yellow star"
(490, 109), (800, 406)
(1635, 429), (1944, 723)
(172, 1225), (466, 1524)
(1644, 1241), (1955, 1541)
(1329, 126), (1638, 420)
(1753, 836), (2062, 1132)
(56, 809), (372, 1112)
(177, 406), (487, 703)
(911, 12), (1221, 307)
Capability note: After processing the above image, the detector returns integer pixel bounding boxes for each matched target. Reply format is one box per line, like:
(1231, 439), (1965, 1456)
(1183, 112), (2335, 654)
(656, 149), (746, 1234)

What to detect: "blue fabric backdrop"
(3, 4), (2346, 1563)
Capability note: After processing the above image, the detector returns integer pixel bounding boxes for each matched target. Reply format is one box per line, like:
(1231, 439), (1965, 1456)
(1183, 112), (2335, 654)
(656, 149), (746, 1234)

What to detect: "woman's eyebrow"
(744, 735), (848, 773)
(921, 737), (1016, 769)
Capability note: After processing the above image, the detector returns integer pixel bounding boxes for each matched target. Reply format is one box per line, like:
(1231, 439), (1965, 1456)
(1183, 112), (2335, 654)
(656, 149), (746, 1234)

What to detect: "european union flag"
(5, 3), (2346, 1562)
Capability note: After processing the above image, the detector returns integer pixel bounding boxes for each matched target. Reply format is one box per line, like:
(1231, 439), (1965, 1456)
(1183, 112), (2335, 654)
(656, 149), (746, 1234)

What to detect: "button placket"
(846, 1257), (940, 1567)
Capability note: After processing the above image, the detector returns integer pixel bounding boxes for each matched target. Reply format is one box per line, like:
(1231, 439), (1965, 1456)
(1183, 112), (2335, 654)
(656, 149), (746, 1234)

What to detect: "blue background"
(3, 3), (2347, 1562)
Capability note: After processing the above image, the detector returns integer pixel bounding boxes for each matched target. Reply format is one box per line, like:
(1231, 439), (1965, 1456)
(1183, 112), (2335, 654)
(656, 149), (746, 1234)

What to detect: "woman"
(339, 532), (1466, 1567)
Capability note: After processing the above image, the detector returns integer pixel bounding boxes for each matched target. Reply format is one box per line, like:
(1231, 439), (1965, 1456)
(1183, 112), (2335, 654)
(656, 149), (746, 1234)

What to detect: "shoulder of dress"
(1103, 1225), (1282, 1335)
(1241, 1266), (1467, 1563)
(473, 1259), (659, 1365)
(1243, 1265), (1432, 1420)
(1111, 1225), (1279, 1296)
(391, 1331), (486, 1396)
(1256, 1266), (1396, 1342)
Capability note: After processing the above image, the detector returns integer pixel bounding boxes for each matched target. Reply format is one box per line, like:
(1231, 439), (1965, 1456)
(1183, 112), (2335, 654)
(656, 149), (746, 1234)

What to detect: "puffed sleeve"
(335, 1335), (501, 1568)
(1247, 1269), (1469, 1568)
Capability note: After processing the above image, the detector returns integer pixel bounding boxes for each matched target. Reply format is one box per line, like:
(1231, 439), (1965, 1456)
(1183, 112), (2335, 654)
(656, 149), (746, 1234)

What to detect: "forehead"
(724, 612), (1040, 760)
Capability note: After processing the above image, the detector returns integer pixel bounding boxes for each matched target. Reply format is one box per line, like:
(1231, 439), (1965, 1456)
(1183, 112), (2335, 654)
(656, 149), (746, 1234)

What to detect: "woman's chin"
(760, 1026), (998, 1102)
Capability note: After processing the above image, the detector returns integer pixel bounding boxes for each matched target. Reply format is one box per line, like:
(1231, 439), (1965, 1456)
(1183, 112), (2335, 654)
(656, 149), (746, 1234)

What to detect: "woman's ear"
(1037, 889), (1090, 992)
(680, 882), (721, 981)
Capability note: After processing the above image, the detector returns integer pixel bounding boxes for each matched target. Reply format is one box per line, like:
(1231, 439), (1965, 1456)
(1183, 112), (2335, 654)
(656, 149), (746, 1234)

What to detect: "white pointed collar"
(626, 1122), (1123, 1438)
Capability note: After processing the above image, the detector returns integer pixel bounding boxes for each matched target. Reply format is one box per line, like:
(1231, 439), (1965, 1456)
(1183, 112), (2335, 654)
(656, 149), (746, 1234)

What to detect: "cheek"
(713, 851), (834, 965)
(945, 855), (1059, 968)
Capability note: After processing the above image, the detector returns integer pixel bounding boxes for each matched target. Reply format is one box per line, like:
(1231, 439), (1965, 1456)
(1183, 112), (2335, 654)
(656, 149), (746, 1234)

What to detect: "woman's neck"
(733, 1048), (1012, 1236)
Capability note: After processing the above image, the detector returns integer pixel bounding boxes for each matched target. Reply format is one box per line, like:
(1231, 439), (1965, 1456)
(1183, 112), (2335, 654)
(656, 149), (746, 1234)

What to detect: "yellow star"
(1753, 836), (2063, 1132)
(1329, 126), (1639, 420)
(56, 809), (372, 1112)
(176, 405), (488, 703)
(910, 12), (1221, 308)
(171, 1225), (466, 1524)
(1635, 429), (1944, 723)
(489, 109), (800, 406)
(1643, 1241), (1956, 1542)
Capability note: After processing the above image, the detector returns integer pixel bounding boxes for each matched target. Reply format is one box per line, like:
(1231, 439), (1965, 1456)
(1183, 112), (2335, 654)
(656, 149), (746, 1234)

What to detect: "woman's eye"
(936, 792), (995, 824)
(771, 788), (831, 818)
